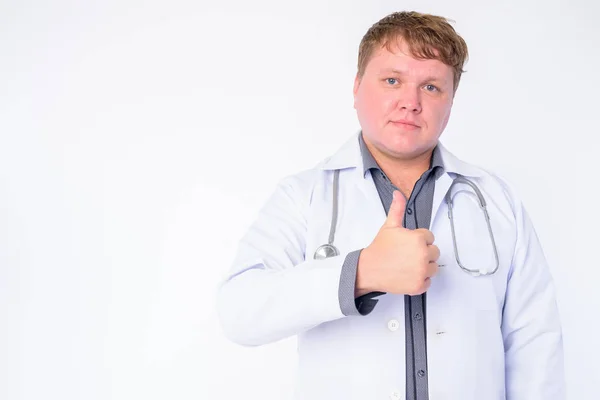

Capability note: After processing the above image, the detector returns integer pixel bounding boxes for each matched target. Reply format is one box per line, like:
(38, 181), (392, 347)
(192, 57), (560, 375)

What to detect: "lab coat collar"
(319, 131), (486, 179)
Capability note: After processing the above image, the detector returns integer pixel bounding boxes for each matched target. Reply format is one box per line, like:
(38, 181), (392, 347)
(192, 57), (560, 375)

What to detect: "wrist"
(355, 248), (375, 297)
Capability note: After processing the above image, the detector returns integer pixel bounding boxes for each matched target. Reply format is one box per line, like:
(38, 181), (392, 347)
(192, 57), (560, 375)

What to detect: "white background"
(1, 0), (599, 399)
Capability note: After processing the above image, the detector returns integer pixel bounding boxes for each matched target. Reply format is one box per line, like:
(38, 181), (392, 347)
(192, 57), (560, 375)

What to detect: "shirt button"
(414, 312), (422, 320)
(417, 369), (426, 377)
(387, 319), (400, 332)
(406, 207), (413, 215)
(389, 390), (402, 400)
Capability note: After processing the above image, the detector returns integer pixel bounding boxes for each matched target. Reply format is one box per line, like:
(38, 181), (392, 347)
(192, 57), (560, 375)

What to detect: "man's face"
(353, 38), (455, 161)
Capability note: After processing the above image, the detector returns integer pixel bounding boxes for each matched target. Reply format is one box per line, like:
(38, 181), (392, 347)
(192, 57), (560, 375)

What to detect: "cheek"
(441, 110), (451, 129)
(357, 87), (395, 120)
(426, 102), (452, 129)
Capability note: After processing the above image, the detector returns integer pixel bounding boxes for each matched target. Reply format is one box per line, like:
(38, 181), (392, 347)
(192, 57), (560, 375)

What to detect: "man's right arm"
(216, 176), (350, 347)
(216, 181), (436, 346)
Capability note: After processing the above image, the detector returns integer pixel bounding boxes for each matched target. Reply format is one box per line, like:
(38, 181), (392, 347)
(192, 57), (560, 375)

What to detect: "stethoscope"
(313, 170), (500, 276)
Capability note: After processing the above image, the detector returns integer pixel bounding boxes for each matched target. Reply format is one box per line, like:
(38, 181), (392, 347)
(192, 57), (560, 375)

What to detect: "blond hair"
(357, 11), (469, 93)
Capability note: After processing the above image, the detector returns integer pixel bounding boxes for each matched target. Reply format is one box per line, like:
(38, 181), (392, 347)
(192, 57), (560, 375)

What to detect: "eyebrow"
(379, 68), (448, 84)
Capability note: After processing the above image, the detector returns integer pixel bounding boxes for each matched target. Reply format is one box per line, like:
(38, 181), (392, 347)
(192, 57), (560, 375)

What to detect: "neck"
(364, 139), (434, 199)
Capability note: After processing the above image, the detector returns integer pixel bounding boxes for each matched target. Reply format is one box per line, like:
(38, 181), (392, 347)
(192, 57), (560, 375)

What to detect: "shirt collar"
(358, 132), (445, 179)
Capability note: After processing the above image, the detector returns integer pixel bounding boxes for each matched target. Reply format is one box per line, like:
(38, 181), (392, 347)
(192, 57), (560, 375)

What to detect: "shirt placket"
(404, 176), (430, 400)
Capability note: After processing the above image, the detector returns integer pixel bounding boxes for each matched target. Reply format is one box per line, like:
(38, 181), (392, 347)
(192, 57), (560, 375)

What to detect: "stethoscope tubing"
(314, 170), (499, 277)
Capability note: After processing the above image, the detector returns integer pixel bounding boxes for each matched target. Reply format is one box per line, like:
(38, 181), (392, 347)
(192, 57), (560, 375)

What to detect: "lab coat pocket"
(426, 298), (505, 400)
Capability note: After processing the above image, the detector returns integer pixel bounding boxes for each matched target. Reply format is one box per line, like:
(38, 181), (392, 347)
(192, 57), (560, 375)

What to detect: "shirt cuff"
(338, 249), (384, 316)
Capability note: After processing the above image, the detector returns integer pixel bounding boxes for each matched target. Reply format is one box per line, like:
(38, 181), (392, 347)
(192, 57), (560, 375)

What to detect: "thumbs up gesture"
(356, 190), (440, 296)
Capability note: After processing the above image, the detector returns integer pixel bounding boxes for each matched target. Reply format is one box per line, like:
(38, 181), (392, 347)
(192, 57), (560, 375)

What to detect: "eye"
(424, 84), (439, 92)
(386, 78), (398, 85)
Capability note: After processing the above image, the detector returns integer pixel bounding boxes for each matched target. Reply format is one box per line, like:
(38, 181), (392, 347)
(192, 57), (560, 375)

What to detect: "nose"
(397, 86), (422, 113)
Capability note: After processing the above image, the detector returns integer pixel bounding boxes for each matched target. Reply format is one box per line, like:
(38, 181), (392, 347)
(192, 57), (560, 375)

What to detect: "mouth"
(391, 120), (420, 130)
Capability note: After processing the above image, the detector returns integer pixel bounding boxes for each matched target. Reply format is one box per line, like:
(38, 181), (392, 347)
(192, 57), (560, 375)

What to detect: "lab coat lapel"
(354, 167), (388, 243)
(429, 172), (453, 231)
(426, 146), (494, 398)
(320, 132), (387, 248)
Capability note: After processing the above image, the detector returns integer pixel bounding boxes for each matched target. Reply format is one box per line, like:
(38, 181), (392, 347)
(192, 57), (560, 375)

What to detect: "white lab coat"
(216, 132), (565, 400)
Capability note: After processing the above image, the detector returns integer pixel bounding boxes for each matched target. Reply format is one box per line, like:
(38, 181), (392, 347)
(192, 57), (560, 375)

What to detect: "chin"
(382, 138), (435, 159)
(382, 135), (421, 151)
(364, 128), (435, 157)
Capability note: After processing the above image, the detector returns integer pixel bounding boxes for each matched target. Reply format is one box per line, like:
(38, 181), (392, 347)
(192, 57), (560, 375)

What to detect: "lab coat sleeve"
(216, 174), (347, 347)
(502, 197), (566, 399)
(339, 249), (382, 316)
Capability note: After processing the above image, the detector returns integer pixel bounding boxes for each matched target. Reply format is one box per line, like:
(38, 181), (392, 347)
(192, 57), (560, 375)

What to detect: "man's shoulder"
(275, 163), (328, 197)
(275, 138), (354, 190)
(441, 144), (510, 187)
(460, 158), (524, 215)
(441, 144), (523, 212)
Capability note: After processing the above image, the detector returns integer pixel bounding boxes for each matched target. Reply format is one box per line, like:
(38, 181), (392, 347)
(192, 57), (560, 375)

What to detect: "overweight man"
(217, 10), (565, 400)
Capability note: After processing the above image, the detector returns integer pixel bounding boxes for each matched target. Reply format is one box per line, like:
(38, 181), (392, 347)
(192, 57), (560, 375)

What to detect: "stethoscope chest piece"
(313, 244), (340, 260)
(313, 169), (342, 261)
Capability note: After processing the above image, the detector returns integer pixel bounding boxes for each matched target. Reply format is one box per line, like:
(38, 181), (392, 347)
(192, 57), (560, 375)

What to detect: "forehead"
(365, 40), (452, 79)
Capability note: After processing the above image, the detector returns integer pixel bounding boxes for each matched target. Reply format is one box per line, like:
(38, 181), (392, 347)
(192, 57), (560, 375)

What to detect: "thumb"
(384, 190), (406, 228)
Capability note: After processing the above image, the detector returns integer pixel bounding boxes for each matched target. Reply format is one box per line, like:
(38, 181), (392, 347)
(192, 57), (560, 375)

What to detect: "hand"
(356, 190), (440, 296)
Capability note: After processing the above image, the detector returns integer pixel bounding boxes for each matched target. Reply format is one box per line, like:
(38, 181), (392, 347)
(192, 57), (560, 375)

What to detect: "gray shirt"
(338, 132), (445, 400)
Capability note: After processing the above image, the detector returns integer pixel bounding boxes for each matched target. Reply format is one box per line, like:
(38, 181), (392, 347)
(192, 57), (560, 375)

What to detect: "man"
(217, 11), (565, 400)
